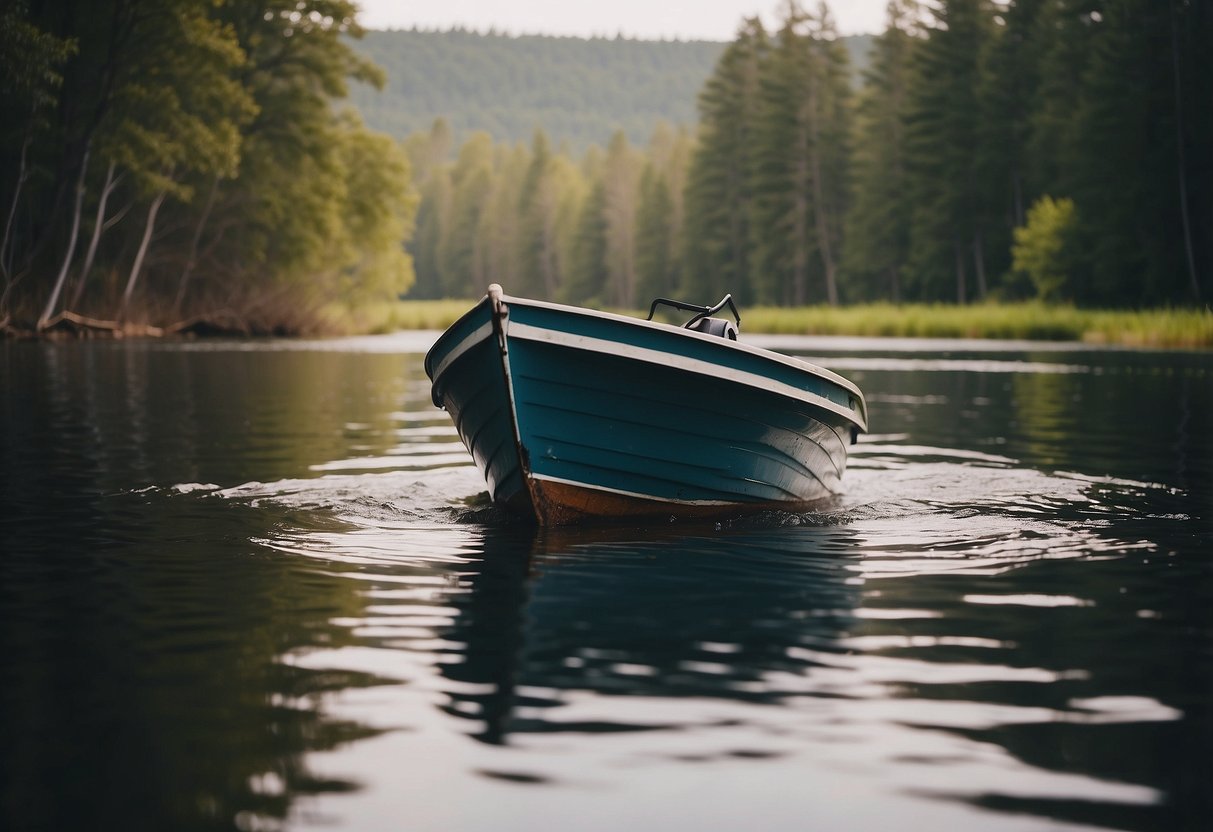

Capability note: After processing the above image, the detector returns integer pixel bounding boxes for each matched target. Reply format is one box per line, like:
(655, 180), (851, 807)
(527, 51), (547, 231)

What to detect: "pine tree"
(565, 179), (609, 305)
(973, 0), (1047, 293)
(902, 0), (995, 302)
(682, 18), (769, 304)
(438, 132), (494, 297)
(635, 164), (676, 302)
(843, 0), (922, 302)
(751, 2), (852, 306)
(1066, 0), (1207, 304)
(601, 130), (641, 307)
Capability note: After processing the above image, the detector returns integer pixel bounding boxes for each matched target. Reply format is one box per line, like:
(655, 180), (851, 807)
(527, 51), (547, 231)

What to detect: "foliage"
(392, 1), (1209, 321)
(1012, 195), (1077, 301)
(12, 1), (1193, 332)
(0, 0), (417, 332)
(347, 29), (724, 151)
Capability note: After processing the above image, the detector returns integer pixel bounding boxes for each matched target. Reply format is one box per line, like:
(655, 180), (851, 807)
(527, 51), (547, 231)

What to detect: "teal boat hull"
(425, 286), (868, 525)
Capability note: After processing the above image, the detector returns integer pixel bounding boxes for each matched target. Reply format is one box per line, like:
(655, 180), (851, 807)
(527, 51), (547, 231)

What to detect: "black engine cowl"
(688, 317), (738, 340)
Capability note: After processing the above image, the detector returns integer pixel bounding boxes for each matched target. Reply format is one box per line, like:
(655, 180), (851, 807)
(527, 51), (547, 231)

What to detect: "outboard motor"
(688, 317), (738, 340)
(646, 294), (742, 340)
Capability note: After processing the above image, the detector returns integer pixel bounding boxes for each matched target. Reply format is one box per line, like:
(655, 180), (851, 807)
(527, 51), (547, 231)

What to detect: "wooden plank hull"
(425, 286), (868, 526)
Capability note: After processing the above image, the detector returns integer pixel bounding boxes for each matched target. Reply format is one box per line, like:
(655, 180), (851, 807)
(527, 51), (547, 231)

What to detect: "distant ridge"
(348, 28), (873, 151)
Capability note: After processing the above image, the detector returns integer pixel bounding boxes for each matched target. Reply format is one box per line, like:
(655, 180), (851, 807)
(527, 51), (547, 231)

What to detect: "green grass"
(737, 302), (1213, 348)
(343, 299), (1213, 349)
(322, 299), (477, 335)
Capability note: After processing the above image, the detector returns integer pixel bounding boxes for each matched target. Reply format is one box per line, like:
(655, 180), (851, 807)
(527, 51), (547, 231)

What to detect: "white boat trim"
(508, 321), (865, 429)
(501, 293), (867, 408)
(431, 319), (493, 383)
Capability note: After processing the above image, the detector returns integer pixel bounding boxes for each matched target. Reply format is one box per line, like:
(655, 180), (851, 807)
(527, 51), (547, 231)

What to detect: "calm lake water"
(2, 332), (1211, 831)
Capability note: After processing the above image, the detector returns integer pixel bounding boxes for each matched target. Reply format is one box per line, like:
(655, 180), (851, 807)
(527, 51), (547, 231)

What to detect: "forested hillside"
(406, 0), (1211, 310)
(3, 1), (1207, 337)
(349, 28), (872, 148)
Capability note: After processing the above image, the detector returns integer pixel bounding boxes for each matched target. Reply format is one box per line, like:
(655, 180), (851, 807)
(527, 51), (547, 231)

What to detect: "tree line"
(0, 0), (417, 333)
(408, 0), (1210, 309)
(3, 0), (1207, 336)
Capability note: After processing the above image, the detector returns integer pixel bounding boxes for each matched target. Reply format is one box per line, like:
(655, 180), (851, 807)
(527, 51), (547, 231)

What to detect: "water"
(1, 333), (1210, 831)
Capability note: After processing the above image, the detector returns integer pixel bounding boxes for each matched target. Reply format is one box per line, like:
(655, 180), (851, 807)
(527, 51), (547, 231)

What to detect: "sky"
(355, 1), (890, 41)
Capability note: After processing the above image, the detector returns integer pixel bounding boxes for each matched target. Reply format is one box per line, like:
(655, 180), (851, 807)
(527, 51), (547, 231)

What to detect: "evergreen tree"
(472, 144), (528, 295)
(973, 0), (1047, 293)
(751, 2), (852, 306)
(902, 0), (995, 302)
(842, 0), (921, 302)
(601, 130), (641, 307)
(635, 164), (676, 302)
(516, 130), (569, 299)
(682, 18), (769, 304)
(1025, 0), (1099, 200)
(565, 179), (608, 305)
(438, 132), (494, 297)
(407, 167), (451, 299)
(1066, 0), (1206, 304)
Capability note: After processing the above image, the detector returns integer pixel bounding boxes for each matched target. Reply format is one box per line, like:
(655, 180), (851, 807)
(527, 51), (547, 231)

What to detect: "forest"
(1, 0), (1209, 337)
(0, 0), (416, 334)
(406, 0), (1210, 310)
(348, 29), (726, 151)
(346, 28), (875, 150)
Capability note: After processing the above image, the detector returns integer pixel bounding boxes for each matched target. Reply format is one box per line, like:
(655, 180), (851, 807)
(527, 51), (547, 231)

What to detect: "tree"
(751, 2), (852, 306)
(682, 18), (769, 304)
(902, 0), (995, 302)
(843, 0), (921, 302)
(564, 179), (608, 305)
(601, 130), (641, 307)
(1066, 0), (1206, 305)
(516, 130), (563, 299)
(438, 131), (494, 297)
(1011, 195), (1077, 301)
(0, 3), (76, 315)
(108, 0), (255, 321)
(634, 164), (676, 302)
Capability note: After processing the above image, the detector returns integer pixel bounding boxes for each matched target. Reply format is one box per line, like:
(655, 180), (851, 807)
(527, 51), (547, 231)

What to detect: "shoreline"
(357, 299), (1213, 351)
(7, 300), (1212, 350)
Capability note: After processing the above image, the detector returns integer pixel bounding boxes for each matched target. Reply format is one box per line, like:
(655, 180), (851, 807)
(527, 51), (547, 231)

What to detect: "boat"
(424, 284), (868, 525)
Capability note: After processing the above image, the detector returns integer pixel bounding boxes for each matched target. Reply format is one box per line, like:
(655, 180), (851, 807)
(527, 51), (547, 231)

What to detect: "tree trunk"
(70, 161), (121, 310)
(805, 74), (838, 307)
(1, 123), (34, 284)
(119, 189), (168, 320)
(954, 236), (967, 304)
(173, 175), (220, 315)
(972, 229), (987, 299)
(793, 120), (810, 307)
(38, 144), (92, 330)
(1011, 171), (1025, 229)
(1170, 2), (1200, 300)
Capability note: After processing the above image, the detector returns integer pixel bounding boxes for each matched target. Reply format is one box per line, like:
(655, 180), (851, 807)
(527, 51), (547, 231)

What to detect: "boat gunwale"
(496, 292), (868, 428)
(509, 321), (866, 433)
(498, 292), (868, 432)
(423, 292), (493, 381)
(426, 291), (869, 432)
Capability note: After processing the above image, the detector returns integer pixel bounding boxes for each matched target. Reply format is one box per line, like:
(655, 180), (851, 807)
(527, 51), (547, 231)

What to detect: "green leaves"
(1012, 195), (1078, 301)
(1, 0), (418, 329)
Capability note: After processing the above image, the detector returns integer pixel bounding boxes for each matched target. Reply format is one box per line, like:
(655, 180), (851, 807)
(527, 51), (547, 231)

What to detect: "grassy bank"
(342, 299), (1213, 349)
(740, 302), (1213, 348)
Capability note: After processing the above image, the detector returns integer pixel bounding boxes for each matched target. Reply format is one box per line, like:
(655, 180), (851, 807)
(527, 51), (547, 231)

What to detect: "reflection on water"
(1, 336), (1210, 831)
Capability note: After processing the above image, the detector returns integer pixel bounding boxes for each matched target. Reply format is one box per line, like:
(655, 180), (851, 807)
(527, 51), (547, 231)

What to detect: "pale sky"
(355, 1), (890, 41)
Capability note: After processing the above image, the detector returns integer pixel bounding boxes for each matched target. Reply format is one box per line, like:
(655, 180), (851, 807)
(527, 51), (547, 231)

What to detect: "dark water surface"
(2, 333), (1210, 831)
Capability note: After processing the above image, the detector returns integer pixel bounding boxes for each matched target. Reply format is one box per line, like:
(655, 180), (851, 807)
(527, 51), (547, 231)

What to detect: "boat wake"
(154, 434), (1188, 580)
